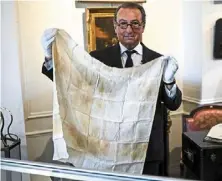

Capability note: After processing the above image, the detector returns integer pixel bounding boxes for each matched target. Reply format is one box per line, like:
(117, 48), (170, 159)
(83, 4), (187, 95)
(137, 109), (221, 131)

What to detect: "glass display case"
(1, 158), (194, 181)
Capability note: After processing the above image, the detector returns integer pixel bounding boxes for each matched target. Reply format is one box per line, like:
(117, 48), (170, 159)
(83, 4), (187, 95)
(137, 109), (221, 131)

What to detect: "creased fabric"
(52, 30), (166, 174)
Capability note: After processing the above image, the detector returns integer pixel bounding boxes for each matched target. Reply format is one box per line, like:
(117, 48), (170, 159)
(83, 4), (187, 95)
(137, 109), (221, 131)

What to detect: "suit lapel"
(141, 42), (150, 64)
(141, 42), (162, 64)
(111, 44), (123, 68)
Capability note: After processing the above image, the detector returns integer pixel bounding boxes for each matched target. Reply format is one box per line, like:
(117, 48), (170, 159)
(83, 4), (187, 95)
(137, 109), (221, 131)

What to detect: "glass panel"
(0, 170), (80, 181)
(1, 158), (191, 181)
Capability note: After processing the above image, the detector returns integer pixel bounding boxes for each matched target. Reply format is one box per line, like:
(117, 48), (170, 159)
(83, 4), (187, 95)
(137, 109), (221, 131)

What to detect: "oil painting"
(86, 8), (118, 52)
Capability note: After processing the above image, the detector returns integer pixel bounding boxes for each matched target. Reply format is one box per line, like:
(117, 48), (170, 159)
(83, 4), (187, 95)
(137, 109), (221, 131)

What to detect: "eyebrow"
(117, 19), (140, 22)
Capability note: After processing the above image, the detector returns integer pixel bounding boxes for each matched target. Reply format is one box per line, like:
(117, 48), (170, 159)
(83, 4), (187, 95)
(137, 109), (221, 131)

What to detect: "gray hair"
(114, 2), (146, 27)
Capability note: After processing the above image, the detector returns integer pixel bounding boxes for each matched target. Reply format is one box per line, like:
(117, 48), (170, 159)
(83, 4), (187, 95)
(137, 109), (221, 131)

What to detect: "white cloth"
(44, 43), (177, 98)
(52, 30), (167, 174)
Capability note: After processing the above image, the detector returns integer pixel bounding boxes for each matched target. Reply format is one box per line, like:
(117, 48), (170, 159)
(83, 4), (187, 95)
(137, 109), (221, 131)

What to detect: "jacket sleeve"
(161, 81), (182, 111)
(42, 63), (53, 81)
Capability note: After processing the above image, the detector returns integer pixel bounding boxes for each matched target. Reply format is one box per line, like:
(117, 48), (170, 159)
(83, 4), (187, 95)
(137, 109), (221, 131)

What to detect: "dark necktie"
(125, 50), (137, 68)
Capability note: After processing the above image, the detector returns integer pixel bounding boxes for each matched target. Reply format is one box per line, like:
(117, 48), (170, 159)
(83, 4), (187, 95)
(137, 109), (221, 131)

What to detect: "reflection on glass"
(1, 158), (193, 181)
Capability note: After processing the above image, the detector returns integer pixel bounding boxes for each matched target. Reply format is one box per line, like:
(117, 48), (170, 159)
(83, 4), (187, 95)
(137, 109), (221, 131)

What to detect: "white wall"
(182, 1), (203, 101)
(202, 1), (222, 103)
(17, 0), (85, 120)
(1, 1), (29, 181)
(143, 0), (184, 91)
(179, 1), (222, 104)
(1, 0), (27, 160)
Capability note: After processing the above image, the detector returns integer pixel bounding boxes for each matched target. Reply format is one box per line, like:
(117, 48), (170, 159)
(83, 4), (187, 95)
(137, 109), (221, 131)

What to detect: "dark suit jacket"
(42, 43), (182, 162)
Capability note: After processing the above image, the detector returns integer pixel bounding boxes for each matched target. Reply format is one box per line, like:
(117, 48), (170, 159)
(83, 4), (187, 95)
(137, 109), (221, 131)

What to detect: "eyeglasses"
(116, 21), (143, 30)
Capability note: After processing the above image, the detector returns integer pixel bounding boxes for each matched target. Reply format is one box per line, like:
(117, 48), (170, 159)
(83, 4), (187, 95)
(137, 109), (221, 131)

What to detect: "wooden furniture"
(182, 105), (222, 132)
(180, 105), (222, 177)
(182, 131), (222, 181)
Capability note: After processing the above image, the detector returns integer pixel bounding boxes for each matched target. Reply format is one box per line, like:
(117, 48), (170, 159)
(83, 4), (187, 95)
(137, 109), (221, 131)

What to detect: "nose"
(126, 24), (133, 32)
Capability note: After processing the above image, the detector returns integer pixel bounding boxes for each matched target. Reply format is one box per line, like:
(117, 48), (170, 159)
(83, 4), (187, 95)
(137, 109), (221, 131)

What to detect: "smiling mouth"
(124, 36), (135, 39)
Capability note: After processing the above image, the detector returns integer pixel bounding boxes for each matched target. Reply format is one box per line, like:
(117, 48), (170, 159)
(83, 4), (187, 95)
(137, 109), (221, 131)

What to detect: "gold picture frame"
(79, 0), (145, 1)
(86, 8), (118, 52)
(79, 0), (145, 2)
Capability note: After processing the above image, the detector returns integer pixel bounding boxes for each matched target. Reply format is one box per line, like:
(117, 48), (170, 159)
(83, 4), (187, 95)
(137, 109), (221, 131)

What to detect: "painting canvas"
(86, 8), (118, 52)
(79, 0), (145, 2)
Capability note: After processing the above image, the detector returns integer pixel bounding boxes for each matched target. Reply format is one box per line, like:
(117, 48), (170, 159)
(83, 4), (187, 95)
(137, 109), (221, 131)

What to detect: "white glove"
(163, 56), (178, 83)
(41, 28), (58, 59)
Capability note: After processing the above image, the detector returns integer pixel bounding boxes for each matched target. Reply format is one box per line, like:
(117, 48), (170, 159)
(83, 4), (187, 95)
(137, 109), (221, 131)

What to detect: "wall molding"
(199, 98), (222, 105)
(169, 111), (184, 116)
(183, 96), (222, 105)
(169, 96), (222, 117)
(26, 111), (52, 120)
(182, 96), (200, 104)
(25, 129), (52, 137)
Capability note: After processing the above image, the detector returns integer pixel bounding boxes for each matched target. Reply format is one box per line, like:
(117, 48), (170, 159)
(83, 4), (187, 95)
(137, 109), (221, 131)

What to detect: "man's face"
(114, 8), (144, 49)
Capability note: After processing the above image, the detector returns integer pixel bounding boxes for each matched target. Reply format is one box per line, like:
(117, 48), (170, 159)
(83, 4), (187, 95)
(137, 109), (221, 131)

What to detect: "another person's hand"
(163, 56), (178, 84)
(41, 28), (58, 60)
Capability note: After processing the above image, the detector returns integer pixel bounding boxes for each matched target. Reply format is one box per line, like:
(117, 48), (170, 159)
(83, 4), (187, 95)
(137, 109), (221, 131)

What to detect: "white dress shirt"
(120, 42), (143, 67)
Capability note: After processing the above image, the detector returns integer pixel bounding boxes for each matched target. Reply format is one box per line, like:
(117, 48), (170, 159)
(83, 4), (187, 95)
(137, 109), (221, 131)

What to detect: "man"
(41, 2), (182, 176)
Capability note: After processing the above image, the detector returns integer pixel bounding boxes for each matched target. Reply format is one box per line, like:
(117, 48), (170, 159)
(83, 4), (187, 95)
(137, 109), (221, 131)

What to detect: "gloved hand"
(41, 28), (58, 59)
(163, 56), (178, 84)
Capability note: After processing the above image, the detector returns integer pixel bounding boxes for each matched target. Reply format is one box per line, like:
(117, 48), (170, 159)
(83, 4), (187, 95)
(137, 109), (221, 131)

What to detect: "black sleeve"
(41, 62), (53, 81)
(161, 81), (182, 111)
(89, 50), (100, 60)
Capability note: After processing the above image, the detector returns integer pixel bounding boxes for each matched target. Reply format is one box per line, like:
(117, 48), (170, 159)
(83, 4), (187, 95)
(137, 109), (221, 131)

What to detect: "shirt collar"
(119, 42), (143, 55)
